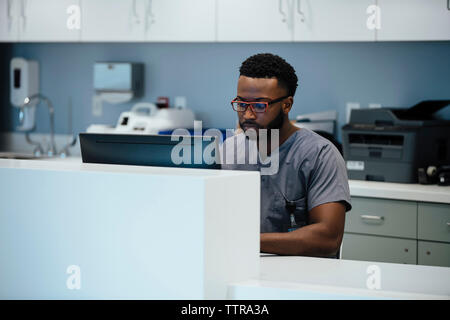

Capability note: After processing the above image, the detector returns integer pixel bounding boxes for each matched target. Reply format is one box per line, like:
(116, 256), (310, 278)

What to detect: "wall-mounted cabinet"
(81, 0), (215, 42)
(144, 0), (215, 42)
(217, 0), (376, 42)
(81, 0), (145, 42)
(0, 0), (20, 41)
(217, 0), (293, 42)
(19, 0), (81, 42)
(377, 0), (450, 41)
(0, 0), (81, 42)
(1, 0), (449, 42)
(293, 0), (376, 41)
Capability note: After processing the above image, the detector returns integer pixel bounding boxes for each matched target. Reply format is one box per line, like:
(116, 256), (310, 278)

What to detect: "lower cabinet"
(418, 202), (450, 243)
(342, 233), (417, 265)
(418, 241), (450, 268)
(343, 196), (450, 267)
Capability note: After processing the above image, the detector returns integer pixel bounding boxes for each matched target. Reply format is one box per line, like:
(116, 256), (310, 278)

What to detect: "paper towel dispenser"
(93, 62), (143, 102)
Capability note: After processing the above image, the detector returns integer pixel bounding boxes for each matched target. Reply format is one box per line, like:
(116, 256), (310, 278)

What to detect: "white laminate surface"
(0, 158), (254, 178)
(0, 158), (260, 299)
(2, 159), (449, 202)
(228, 256), (450, 300)
(349, 180), (450, 204)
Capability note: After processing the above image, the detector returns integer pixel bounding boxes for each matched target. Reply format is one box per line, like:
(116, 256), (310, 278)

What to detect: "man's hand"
(260, 202), (346, 257)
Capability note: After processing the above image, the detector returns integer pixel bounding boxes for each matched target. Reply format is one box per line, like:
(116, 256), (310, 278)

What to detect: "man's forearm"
(260, 222), (341, 257)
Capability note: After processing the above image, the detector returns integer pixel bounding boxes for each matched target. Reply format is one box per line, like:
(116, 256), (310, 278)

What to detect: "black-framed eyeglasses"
(231, 95), (290, 113)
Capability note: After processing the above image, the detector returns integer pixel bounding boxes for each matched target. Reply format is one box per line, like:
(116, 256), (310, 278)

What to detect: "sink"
(0, 152), (82, 163)
(0, 152), (43, 160)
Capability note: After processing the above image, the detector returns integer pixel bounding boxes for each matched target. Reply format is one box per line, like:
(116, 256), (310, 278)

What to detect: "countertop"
(2, 157), (449, 203)
(227, 255), (450, 299)
(2, 158), (449, 299)
(349, 180), (450, 204)
(0, 157), (260, 299)
(0, 157), (256, 179)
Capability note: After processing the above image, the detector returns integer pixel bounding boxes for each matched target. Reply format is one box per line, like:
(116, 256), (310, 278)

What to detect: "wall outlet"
(369, 103), (382, 109)
(346, 102), (360, 123)
(174, 96), (187, 109)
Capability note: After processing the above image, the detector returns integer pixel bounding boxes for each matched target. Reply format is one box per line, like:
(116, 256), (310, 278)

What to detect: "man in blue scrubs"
(221, 53), (351, 257)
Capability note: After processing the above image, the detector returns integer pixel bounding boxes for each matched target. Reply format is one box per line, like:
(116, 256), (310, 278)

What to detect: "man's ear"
(283, 97), (294, 114)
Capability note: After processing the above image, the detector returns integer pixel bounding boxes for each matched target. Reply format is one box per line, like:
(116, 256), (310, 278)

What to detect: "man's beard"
(239, 108), (285, 133)
(267, 108), (285, 130)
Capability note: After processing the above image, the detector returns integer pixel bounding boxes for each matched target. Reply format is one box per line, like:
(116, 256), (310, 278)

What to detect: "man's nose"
(243, 106), (256, 119)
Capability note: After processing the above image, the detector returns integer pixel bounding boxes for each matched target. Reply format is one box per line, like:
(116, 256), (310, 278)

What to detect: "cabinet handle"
(7, 0), (13, 32)
(279, 0), (287, 23)
(20, 0), (27, 32)
(297, 0), (305, 22)
(145, 0), (155, 33)
(360, 215), (384, 223)
(131, 0), (140, 25)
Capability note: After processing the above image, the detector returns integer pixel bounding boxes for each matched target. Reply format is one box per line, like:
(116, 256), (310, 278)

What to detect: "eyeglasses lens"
(232, 102), (266, 113)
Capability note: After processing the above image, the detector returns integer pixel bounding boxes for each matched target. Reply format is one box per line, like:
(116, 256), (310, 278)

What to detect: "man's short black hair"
(239, 53), (298, 97)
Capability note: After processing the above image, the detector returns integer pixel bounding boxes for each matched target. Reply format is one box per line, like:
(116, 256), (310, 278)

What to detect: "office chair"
(313, 130), (343, 156)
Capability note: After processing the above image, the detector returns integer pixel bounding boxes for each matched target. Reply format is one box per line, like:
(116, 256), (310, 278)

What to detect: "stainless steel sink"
(0, 151), (82, 162)
(0, 152), (43, 160)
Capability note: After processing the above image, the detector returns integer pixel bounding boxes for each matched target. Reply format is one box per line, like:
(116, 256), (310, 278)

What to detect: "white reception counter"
(0, 159), (260, 299)
(0, 158), (449, 300)
(229, 256), (450, 299)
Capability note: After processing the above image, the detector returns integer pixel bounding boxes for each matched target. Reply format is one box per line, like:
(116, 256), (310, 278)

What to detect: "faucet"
(22, 94), (57, 157)
(58, 135), (77, 158)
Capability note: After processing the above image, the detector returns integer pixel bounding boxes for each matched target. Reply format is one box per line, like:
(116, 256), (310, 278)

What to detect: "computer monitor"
(79, 133), (221, 169)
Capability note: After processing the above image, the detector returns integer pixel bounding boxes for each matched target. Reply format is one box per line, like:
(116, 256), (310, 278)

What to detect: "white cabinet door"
(294, 0), (376, 41)
(0, 0), (20, 41)
(18, 0), (81, 42)
(145, 0), (215, 42)
(81, 0), (146, 41)
(377, 0), (450, 41)
(217, 0), (293, 42)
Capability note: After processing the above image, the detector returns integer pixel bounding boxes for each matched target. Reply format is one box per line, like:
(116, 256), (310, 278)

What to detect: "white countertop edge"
(349, 180), (450, 204)
(227, 279), (449, 300)
(0, 158), (260, 179)
(1, 159), (448, 203)
(235, 256), (450, 300)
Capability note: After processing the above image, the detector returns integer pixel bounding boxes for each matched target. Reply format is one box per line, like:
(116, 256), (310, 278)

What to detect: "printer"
(342, 100), (450, 183)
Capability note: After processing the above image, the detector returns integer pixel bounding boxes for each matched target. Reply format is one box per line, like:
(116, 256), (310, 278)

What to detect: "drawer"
(345, 197), (417, 239)
(342, 233), (417, 265)
(418, 202), (450, 243)
(418, 241), (450, 268)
